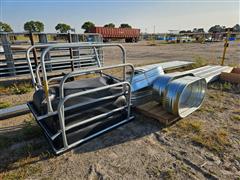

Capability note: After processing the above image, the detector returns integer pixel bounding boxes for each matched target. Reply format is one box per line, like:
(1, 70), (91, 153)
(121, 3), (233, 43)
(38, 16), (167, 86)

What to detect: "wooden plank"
(134, 101), (179, 126)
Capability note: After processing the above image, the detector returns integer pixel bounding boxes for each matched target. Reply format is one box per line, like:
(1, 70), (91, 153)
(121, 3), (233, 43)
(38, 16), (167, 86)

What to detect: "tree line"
(1, 21), (239, 33)
(179, 24), (240, 34)
(0, 21), (132, 33)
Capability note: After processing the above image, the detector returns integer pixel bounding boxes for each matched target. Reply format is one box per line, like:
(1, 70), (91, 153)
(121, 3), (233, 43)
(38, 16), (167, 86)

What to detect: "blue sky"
(0, 0), (239, 33)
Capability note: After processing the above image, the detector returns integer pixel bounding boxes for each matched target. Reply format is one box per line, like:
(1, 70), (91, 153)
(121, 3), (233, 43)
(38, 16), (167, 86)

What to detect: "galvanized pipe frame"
(28, 91), (127, 141)
(35, 46), (102, 88)
(27, 43), (134, 153)
(57, 81), (132, 152)
(58, 63), (134, 99)
(40, 43), (128, 113)
(55, 116), (134, 154)
(26, 42), (94, 90)
(26, 44), (50, 89)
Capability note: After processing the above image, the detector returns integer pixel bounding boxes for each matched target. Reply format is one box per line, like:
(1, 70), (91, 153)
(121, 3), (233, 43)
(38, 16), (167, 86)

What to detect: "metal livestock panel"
(0, 32), (103, 78)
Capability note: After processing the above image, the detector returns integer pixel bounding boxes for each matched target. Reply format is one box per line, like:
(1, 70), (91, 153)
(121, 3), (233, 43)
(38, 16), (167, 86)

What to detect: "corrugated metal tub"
(153, 74), (206, 118)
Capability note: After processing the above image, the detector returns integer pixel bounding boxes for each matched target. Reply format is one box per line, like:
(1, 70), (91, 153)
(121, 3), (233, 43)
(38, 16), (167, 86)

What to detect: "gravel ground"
(0, 41), (239, 179)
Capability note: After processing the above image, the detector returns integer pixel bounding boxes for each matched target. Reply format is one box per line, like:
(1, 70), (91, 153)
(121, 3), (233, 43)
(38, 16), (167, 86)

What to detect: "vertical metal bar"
(0, 33), (16, 76)
(26, 46), (38, 90)
(58, 105), (68, 149)
(39, 33), (52, 71)
(40, 48), (53, 112)
(93, 47), (101, 67)
(40, 44), (131, 113)
(29, 32), (38, 67)
(127, 84), (131, 118)
(93, 47), (102, 76)
(122, 46), (126, 81)
(71, 34), (79, 57)
(67, 32), (74, 71)
(99, 48), (104, 66)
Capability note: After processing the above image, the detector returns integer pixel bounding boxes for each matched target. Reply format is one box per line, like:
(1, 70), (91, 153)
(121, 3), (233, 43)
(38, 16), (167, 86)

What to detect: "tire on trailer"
(103, 38), (111, 42)
(125, 38), (134, 43)
(135, 38), (139, 42)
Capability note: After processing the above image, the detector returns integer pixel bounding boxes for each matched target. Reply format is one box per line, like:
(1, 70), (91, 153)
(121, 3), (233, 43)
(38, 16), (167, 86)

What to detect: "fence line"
(0, 32), (103, 78)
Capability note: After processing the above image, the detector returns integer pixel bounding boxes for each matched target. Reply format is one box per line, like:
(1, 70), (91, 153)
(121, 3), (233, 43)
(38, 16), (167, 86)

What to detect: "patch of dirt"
(0, 92), (33, 107)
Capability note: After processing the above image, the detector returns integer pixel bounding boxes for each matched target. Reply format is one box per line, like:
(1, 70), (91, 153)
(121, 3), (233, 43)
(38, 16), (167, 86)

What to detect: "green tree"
(104, 23), (115, 28)
(55, 23), (71, 33)
(179, 30), (186, 34)
(119, 23), (132, 28)
(24, 21), (44, 32)
(81, 21), (95, 33)
(193, 28), (204, 33)
(0, 21), (13, 32)
(208, 25), (225, 33)
(233, 24), (240, 32)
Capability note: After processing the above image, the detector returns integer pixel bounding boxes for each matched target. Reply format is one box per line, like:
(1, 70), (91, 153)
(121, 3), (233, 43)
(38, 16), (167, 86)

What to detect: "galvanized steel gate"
(0, 32), (103, 78)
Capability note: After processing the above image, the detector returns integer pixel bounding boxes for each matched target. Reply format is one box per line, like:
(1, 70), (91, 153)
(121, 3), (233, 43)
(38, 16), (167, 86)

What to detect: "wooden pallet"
(134, 101), (180, 126)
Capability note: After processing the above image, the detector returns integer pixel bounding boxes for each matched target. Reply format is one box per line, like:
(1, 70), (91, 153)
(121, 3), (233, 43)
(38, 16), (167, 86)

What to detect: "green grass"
(231, 114), (240, 121)
(222, 82), (232, 91)
(11, 83), (33, 95)
(192, 56), (207, 68)
(0, 101), (11, 109)
(2, 165), (42, 180)
(208, 82), (239, 93)
(191, 128), (230, 154)
(176, 119), (203, 133)
(168, 118), (231, 155)
(0, 82), (33, 95)
(160, 169), (175, 180)
(208, 91), (223, 100)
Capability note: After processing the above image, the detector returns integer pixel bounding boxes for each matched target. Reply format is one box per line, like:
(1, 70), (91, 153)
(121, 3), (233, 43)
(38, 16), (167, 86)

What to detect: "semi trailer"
(89, 26), (140, 42)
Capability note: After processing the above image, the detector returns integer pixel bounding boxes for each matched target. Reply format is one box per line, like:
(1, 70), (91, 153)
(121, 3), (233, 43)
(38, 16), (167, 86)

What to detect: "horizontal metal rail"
(56, 116), (134, 154)
(49, 92), (125, 140)
(26, 43), (93, 89)
(38, 44), (128, 113)
(0, 104), (29, 120)
(35, 49), (99, 87)
(59, 63), (134, 99)
(57, 81), (132, 150)
(66, 106), (127, 131)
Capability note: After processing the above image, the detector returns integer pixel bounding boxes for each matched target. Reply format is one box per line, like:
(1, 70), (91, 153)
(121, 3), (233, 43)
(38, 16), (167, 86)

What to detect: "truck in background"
(89, 26), (140, 43)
